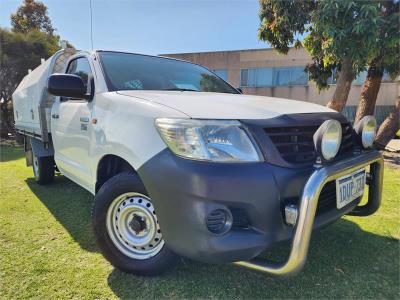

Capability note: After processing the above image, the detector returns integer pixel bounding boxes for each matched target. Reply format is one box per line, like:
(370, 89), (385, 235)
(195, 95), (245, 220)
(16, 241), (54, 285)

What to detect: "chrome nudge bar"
(234, 150), (383, 277)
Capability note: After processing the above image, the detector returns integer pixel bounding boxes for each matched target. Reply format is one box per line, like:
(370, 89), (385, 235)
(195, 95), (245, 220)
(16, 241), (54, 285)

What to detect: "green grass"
(0, 145), (399, 299)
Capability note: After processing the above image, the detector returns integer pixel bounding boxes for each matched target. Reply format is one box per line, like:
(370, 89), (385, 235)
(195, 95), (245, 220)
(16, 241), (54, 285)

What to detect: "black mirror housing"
(48, 74), (87, 99)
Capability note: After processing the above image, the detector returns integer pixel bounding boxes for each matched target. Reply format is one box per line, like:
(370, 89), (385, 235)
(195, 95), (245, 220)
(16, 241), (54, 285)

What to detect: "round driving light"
(313, 120), (342, 161)
(354, 116), (376, 149)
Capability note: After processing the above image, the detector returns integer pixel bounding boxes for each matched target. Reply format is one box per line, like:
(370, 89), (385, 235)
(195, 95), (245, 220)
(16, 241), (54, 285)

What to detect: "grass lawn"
(0, 145), (399, 299)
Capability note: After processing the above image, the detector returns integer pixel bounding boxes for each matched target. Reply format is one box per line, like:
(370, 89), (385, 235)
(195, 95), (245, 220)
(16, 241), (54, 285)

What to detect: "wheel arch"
(95, 154), (138, 193)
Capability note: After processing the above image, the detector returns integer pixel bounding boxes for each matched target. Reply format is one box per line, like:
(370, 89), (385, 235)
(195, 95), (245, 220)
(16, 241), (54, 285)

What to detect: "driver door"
(51, 56), (95, 189)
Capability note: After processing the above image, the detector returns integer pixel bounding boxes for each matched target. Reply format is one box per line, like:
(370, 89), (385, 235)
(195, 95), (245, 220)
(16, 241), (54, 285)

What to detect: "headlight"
(155, 118), (262, 162)
(354, 116), (376, 149)
(313, 120), (342, 161)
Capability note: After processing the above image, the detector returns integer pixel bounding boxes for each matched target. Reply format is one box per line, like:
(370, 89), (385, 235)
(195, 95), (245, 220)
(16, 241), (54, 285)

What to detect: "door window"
(66, 57), (93, 94)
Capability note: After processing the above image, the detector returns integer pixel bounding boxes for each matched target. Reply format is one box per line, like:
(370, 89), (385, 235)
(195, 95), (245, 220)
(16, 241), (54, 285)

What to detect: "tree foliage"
(258, 0), (399, 141)
(1, 0), (65, 137)
(0, 28), (61, 137)
(305, 0), (391, 90)
(199, 74), (231, 92)
(370, 0), (399, 78)
(259, 0), (384, 90)
(354, 0), (399, 124)
(258, 0), (315, 54)
(11, 0), (55, 35)
(0, 28), (59, 102)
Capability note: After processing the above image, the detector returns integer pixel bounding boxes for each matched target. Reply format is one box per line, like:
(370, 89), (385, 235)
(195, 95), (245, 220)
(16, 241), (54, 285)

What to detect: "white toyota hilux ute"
(13, 49), (383, 277)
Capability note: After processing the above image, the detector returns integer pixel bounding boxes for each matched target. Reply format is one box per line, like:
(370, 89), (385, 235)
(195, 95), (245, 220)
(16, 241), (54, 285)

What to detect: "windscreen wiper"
(164, 88), (199, 92)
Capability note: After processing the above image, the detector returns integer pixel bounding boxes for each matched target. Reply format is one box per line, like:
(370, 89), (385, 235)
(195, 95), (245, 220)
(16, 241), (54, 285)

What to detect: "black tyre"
(92, 172), (179, 275)
(32, 153), (55, 184)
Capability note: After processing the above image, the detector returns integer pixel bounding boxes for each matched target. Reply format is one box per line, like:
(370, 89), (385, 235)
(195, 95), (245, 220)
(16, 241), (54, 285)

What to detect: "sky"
(0, 0), (270, 55)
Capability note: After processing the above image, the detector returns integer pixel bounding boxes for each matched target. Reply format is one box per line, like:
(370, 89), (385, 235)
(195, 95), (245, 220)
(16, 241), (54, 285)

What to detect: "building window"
(328, 69), (395, 85)
(274, 68), (291, 86)
(381, 71), (397, 83)
(240, 66), (308, 87)
(352, 70), (368, 85)
(213, 69), (228, 81)
(256, 68), (273, 86)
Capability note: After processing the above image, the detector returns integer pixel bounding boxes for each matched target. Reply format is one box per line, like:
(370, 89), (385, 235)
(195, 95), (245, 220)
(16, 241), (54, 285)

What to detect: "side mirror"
(237, 87), (243, 94)
(48, 74), (88, 100)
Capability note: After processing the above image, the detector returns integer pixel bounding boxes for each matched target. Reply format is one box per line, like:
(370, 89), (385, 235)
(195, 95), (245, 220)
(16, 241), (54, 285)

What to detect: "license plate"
(336, 169), (366, 209)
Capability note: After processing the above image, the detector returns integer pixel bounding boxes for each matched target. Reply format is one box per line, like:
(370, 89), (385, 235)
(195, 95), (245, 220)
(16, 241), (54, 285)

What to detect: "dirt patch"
(382, 151), (400, 169)
(0, 138), (23, 147)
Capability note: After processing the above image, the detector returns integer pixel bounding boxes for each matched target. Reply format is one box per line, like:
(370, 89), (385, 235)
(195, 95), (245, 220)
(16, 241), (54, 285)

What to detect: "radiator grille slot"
(231, 208), (250, 228)
(283, 181), (337, 217)
(283, 179), (361, 219)
(317, 181), (337, 215)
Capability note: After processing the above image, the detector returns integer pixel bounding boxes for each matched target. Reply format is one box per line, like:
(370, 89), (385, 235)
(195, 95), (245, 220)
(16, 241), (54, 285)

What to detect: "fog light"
(206, 209), (232, 234)
(354, 116), (376, 149)
(313, 120), (342, 161)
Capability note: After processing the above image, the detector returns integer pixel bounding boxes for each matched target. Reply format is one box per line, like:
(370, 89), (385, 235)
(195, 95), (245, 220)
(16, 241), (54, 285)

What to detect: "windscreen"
(98, 51), (238, 94)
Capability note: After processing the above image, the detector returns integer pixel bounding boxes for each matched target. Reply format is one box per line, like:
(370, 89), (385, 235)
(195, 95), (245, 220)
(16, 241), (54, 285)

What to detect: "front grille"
(337, 123), (354, 156)
(317, 181), (337, 215)
(231, 208), (250, 228)
(284, 179), (364, 219)
(264, 125), (317, 164)
(283, 181), (337, 217)
(264, 123), (354, 165)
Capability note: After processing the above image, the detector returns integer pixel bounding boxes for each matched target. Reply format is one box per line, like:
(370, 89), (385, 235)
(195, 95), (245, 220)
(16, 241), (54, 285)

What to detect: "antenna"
(89, 0), (94, 50)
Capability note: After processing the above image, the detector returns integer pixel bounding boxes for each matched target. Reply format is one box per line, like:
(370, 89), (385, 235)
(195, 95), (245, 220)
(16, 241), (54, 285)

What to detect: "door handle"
(80, 116), (89, 123)
(52, 113), (59, 119)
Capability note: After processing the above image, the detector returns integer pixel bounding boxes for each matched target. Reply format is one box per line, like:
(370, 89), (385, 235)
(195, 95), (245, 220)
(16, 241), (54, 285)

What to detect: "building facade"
(162, 48), (398, 124)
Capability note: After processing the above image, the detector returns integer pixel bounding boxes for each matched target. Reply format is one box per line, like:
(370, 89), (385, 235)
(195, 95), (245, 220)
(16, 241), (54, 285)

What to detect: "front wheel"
(92, 172), (179, 275)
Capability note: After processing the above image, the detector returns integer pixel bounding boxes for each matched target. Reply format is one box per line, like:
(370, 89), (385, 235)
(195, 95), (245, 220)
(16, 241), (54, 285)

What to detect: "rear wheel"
(32, 153), (55, 184)
(92, 172), (179, 275)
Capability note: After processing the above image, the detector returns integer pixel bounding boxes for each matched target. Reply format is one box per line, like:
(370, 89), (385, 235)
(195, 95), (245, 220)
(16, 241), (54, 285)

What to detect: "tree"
(354, 0), (400, 124)
(200, 74), (231, 92)
(11, 0), (55, 35)
(374, 101), (400, 149)
(258, 0), (383, 112)
(0, 0), (69, 138)
(0, 28), (60, 137)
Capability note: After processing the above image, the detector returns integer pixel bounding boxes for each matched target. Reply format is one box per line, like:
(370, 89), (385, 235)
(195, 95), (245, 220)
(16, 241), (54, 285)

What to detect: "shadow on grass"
(107, 220), (399, 299)
(25, 175), (98, 252)
(0, 145), (24, 162)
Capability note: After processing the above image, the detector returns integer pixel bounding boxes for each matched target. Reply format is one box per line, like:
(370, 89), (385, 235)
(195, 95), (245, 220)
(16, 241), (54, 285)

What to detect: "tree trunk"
(374, 100), (400, 150)
(354, 62), (383, 124)
(0, 98), (14, 139)
(0, 105), (11, 138)
(327, 57), (354, 112)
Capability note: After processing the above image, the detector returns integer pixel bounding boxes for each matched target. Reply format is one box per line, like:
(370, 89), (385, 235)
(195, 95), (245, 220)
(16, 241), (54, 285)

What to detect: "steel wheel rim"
(32, 155), (39, 179)
(106, 192), (164, 259)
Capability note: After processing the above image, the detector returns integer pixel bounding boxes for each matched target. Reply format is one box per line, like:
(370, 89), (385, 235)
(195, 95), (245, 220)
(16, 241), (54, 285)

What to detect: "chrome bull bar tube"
(234, 150), (383, 277)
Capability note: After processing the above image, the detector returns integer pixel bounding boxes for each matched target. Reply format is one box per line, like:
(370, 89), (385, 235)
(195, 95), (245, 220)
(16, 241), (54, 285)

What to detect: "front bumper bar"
(234, 150), (383, 277)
